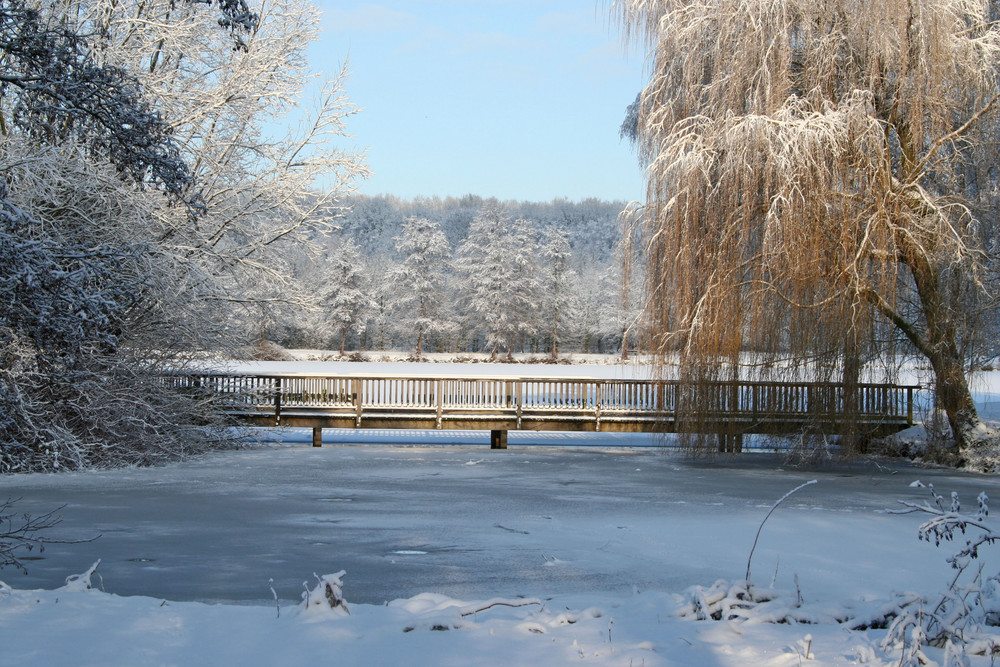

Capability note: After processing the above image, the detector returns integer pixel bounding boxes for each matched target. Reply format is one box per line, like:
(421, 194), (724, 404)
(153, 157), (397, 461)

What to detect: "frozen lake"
(5, 443), (1000, 608)
(4, 361), (998, 614)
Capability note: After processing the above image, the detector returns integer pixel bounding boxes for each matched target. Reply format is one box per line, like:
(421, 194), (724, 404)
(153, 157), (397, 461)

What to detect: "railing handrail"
(165, 370), (918, 390)
(165, 373), (917, 419)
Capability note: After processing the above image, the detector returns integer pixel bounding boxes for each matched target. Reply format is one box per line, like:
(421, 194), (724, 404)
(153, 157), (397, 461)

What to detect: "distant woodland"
(270, 194), (642, 358)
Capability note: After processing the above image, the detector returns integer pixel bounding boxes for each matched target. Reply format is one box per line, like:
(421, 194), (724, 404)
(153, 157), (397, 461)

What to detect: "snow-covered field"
(2, 360), (1000, 666)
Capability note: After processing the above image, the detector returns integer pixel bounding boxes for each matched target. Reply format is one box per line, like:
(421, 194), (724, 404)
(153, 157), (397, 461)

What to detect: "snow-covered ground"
(2, 360), (1000, 665)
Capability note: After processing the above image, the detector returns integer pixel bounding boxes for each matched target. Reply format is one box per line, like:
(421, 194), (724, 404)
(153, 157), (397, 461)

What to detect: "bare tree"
(73, 0), (368, 349)
(613, 0), (1000, 464)
(0, 0), (365, 470)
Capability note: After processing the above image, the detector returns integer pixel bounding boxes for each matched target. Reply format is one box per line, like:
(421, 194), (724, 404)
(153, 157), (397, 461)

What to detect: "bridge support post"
(312, 427), (323, 448)
(717, 433), (743, 453)
(490, 430), (508, 450)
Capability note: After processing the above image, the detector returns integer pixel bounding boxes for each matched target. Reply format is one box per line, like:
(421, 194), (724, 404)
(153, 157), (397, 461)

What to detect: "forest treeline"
(270, 194), (644, 358)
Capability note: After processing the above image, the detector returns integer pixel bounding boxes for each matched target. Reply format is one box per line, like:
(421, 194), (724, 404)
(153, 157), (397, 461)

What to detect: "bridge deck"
(167, 372), (918, 448)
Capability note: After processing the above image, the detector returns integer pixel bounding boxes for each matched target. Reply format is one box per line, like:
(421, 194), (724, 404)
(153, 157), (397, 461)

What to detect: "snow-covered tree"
(392, 217), (452, 357)
(323, 239), (375, 355)
(614, 0), (1000, 463)
(539, 227), (578, 359)
(509, 216), (544, 352)
(0, 0), (364, 470)
(0, 0), (194, 201)
(454, 204), (541, 358)
(0, 0), (237, 470)
(69, 0), (368, 349)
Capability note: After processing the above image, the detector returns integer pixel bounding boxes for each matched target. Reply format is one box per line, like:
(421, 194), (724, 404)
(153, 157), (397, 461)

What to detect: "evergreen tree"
(454, 204), (541, 358)
(323, 239), (375, 355)
(540, 227), (578, 358)
(392, 217), (452, 357)
(509, 216), (543, 352)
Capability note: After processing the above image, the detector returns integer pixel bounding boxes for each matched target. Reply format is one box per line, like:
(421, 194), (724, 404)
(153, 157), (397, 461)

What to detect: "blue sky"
(307, 1), (646, 203)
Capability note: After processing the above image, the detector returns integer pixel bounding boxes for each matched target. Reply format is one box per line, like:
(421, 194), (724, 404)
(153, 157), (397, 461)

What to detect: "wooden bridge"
(166, 372), (918, 450)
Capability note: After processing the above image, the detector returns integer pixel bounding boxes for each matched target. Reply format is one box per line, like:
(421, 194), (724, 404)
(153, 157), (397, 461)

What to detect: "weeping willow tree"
(613, 0), (1000, 463)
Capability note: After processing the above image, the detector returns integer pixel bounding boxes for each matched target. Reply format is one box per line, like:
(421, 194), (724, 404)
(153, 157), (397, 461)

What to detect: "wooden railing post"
(514, 380), (522, 428)
(352, 378), (362, 428)
(435, 379), (443, 429)
(595, 380), (603, 431)
(273, 377), (282, 426)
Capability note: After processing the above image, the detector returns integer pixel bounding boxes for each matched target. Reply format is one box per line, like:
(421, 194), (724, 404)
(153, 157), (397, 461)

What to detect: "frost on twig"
(879, 487), (1000, 660)
(0, 499), (95, 574)
(891, 485), (997, 565)
(459, 598), (543, 617)
(746, 479), (817, 582)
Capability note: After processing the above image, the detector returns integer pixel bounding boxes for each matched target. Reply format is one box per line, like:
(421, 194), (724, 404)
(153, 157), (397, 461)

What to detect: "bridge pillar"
(490, 430), (508, 450)
(717, 433), (743, 453)
(312, 427), (323, 448)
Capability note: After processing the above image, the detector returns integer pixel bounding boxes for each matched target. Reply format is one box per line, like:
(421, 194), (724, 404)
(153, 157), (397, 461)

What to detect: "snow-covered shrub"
(62, 560), (102, 592)
(235, 339), (296, 362)
(299, 571), (350, 616)
(0, 202), (232, 471)
(677, 579), (791, 623)
(673, 484), (1000, 664)
(880, 486), (1000, 661)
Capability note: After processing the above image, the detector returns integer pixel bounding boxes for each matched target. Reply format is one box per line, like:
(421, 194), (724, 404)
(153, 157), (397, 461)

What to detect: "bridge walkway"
(166, 373), (918, 451)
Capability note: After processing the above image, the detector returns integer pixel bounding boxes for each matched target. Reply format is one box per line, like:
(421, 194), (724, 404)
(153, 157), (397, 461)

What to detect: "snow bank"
(0, 571), (929, 666)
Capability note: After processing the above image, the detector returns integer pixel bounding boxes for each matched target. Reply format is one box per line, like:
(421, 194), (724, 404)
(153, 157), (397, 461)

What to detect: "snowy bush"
(880, 486), (1000, 661)
(62, 560), (102, 592)
(299, 571), (350, 617)
(0, 193), (237, 471)
(672, 482), (1000, 664)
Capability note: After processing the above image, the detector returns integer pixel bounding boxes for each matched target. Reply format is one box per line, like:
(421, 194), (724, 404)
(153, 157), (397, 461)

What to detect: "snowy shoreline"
(5, 443), (1000, 665)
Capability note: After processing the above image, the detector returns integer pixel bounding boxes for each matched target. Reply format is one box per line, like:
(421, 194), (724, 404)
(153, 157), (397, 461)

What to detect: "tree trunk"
(841, 329), (862, 454)
(340, 330), (347, 356)
(880, 242), (991, 460)
(927, 344), (982, 451)
(912, 264), (984, 456)
(551, 306), (559, 360)
(417, 299), (426, 358)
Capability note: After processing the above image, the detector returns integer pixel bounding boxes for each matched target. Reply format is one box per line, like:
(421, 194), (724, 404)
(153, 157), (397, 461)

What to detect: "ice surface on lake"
(5, 444), (1000, 607)
(3, 362), (1000, 665)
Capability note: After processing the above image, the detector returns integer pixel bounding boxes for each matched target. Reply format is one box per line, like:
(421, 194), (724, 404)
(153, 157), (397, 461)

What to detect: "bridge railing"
(162, 373), (916, 432)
